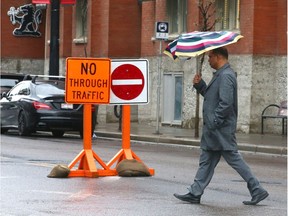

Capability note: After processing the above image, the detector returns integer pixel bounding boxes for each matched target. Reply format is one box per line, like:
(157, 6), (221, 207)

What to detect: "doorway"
(162, 73), (183, 125)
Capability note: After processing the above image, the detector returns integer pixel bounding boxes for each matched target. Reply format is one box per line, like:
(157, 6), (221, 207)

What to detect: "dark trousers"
(188, 150), (265, 197)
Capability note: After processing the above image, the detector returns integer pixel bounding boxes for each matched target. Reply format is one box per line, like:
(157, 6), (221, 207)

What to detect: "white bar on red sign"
(112, 79), (143, 85)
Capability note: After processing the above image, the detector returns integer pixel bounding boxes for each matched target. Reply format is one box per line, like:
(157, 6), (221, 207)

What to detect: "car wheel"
(1, 128), (8, 134)
(52, 130), (65, 138)
(18, 111), (31, 136)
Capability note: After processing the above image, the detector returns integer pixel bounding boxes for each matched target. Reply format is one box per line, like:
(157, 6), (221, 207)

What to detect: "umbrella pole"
(155, 40), (162, 134)
(194, 54), (205, 138)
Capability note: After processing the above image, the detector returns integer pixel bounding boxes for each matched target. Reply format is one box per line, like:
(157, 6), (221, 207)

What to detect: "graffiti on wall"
(7, 4), (43, 37)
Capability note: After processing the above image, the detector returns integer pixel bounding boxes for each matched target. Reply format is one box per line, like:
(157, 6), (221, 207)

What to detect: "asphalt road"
(1, 132), (287, 216)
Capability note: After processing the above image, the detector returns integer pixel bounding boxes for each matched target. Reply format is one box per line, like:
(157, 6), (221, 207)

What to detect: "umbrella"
(164, 31), (243, 60)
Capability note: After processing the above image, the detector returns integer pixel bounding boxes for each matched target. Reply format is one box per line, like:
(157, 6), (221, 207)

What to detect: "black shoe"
(174, 192), (201, 204)
(243, 190), (269, 205)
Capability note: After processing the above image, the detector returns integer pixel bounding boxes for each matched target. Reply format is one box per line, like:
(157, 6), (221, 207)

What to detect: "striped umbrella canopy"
(164, 31), (243, 60)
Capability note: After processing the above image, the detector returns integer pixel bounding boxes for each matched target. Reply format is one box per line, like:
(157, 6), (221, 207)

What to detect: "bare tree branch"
(194, 0), (217, 138)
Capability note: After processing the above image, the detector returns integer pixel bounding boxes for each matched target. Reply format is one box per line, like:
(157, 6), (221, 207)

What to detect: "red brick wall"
(139, 0), (287, 56)
(70, 2), (87, 58)
(187, 0), (200, 32)
(226, 0), (254, 55)
(155, 0), (166, 21)
(60, 6), (73, 58)
(253, 0), (277, 55)
(1, 0), (46, 59)
(237, 0), (287, 55)
(88, 0), (109, 57)
(2, 0), (286, 62)
(46, 4), (74, 59)
(61, 0), (142, 58)
(108, 0), (142, 58)
(276, 0), (287, 55)
(141, 1), (157, 56)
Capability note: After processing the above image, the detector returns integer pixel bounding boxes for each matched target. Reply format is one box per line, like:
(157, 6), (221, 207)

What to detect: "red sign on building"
(32, 0), (75, 4)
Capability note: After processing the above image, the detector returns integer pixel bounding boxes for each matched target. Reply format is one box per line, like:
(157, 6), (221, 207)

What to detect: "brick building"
(1, 0), (287, 134)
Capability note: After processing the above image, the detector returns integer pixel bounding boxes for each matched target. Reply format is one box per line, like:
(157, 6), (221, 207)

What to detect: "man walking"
(174, 47), (269, 205)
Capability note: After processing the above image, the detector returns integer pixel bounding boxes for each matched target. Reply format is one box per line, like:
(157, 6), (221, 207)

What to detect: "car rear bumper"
(36, 112), (96, 131)
(37, 116), (83, 131)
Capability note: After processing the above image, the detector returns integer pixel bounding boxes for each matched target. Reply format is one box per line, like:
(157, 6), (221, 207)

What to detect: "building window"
(215, 0), (240, 30)
(75, 0), (87, 41)
(167, 0), (187, 34)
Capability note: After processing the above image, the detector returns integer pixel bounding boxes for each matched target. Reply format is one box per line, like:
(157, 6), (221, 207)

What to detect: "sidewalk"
(94, 123), (287, 156)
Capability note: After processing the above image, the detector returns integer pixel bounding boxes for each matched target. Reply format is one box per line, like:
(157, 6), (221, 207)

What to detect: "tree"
(194, 0), (217, 138)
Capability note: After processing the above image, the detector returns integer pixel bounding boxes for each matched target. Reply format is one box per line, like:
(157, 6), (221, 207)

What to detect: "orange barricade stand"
(66, 58), (153, 177)
(106, 105), (155, 176)
(68, 104), (117, 177)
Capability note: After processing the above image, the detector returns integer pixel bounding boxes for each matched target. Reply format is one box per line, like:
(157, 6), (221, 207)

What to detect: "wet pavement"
(94, 122), (287, 156)
(1, 134), (287, 216)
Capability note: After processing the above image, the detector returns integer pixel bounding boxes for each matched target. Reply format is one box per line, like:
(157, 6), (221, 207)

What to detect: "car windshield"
(35, 83), (65, 98)
(0, 79), (19, 87)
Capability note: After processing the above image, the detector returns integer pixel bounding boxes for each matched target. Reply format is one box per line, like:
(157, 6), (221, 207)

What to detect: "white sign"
(155, 22), (169, 40)
(110, 59), (149, 105)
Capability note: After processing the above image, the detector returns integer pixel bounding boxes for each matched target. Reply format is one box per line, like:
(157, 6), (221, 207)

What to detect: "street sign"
(155, 22), (169, 40)
(110, 59), (149, 104)
(65, 58), (111, 104)
(32, 0), (75, 4)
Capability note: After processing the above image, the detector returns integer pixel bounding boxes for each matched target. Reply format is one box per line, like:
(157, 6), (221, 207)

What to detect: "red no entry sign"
(111, 64), (144, 100)
(110, 60), (149, 104)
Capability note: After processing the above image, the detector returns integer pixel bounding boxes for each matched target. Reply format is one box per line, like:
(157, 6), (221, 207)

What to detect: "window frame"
(74, 0), (88, 43)
(162, 72), (184, 125)
(167, 0), (187, 35)
(215, 0), (240, 31)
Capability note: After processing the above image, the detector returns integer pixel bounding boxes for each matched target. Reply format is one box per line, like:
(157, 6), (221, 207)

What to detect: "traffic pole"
(49, 0), (60, 76)
(68, 104), (117, 177)
(106, 105), (155, 175)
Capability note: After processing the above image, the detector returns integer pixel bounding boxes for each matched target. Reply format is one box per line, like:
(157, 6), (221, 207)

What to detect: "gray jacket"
(194, 63), (238, 151)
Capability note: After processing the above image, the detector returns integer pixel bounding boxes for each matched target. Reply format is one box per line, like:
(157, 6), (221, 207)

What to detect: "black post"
(49, 0), (60, 76)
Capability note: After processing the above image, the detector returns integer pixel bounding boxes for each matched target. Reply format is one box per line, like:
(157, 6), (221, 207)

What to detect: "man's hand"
(193, 74), (202, 84)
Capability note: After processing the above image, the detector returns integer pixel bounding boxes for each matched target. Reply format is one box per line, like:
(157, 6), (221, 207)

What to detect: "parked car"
(0, 76), (96, 137)
(0, 72), (31, 97)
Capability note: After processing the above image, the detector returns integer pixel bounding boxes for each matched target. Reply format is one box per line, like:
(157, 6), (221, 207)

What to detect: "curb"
(95, 131), (287, 157)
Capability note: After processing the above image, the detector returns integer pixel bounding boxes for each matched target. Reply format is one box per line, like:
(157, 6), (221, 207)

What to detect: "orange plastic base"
(67, 104), (154, 178)
(68, 149), (117, 178)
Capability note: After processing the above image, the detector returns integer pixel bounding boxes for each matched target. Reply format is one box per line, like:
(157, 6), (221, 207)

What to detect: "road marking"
(69, 190), (97, 200)
(30, 190), (73, 195)
(0, 176), (20, 179)
(25, 162), (55, 168)
(30, 189), (98, 200)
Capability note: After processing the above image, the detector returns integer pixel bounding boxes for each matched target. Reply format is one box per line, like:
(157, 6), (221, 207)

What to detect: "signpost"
(155, 22), (169, 134)
(106, 59), (154, 176)
(66, 58), (115, 178)
(155, 22), (169, 40)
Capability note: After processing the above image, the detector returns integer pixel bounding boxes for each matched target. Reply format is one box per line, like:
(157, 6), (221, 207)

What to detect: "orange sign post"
(105, 60), (154, 175)
(106, 105), (155, 176)
(66, 58), (116, 177)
